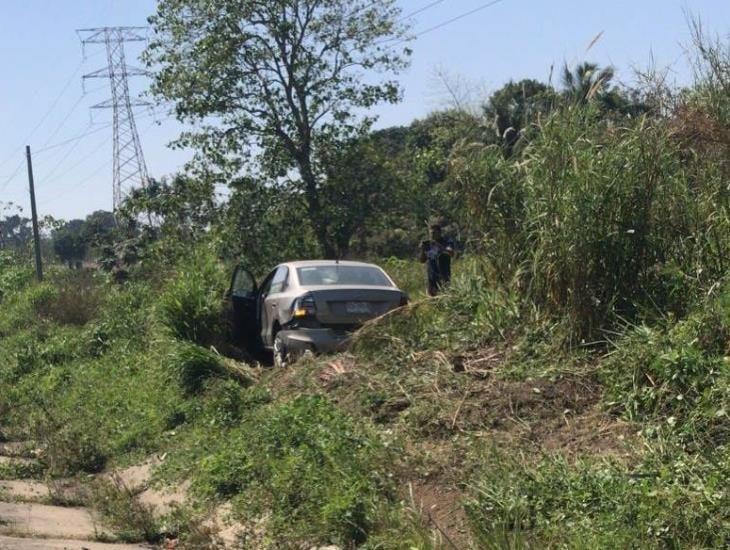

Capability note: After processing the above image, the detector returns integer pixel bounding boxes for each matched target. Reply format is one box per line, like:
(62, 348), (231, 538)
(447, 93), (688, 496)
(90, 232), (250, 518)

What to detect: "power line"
(38, 118), (161, 206)
(39, 126), (107, 186)
(374, 0), (508, 48)
(31, 84), (136, 156)
(37, 156), (112, 207)
(39, 94), (89, 150)
(38, 111), (171, 191)
(347, 0), (445, 45)
(34, 122), (113, 155)
(0, 53), (104, 171)
(399, 0), (447, 22)
(0, 159), (25, 195)
(0, 60), (86, 172)
(2, 110), (169, 200)
(411, 0), (507, 39)
(34, 84), (111, 154)
(344, 1), (382, 19)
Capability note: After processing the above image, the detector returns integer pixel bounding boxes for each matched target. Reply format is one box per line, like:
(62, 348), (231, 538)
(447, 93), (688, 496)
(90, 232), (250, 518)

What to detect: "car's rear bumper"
(278, 328), (351, 354)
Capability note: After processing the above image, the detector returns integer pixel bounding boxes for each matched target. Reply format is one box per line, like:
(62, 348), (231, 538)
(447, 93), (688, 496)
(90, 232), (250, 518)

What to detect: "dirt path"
(0, 442), (150, 550)
(0, 536), (149, 549)
(0, 439), (251, 548)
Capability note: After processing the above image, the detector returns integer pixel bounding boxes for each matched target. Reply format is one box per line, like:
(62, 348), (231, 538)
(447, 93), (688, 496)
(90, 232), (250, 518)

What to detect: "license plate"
(346, 301), (372, 314)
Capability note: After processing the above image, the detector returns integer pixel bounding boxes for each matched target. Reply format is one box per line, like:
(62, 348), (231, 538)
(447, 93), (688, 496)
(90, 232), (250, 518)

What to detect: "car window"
(296, 265), (392, 287)
(259, 270), (276, 296)
(269, 266), (289, 294)
(232, 267), (255, 297)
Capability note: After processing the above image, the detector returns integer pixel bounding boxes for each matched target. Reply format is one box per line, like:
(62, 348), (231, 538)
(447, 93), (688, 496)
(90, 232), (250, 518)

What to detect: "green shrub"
(353, 256), (519, 363)
(8, 325), (86, 381)
(185, 379), (271, 428)
(465, 449), (730, 548)
(0, 283), (56, 336)
(193, 395), (392, 546)
(156, 252), (227, 346)
(90, 281), (153, 348)
(522, 109), (727, 337)
(0, 251), (34, 303)
(164, 341), (227, 394)
(380, 256), (426, 299)
(42, 424), (108, 475)
(602, 284), (730, 447)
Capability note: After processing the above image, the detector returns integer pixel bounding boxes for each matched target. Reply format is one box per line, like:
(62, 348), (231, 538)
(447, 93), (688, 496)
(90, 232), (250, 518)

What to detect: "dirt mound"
(277, 348), (634, 458)
(456, 375), (633, 457)
(409, 481), (470, 548)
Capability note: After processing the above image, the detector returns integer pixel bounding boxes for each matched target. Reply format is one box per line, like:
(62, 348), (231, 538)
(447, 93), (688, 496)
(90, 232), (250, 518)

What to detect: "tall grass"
(156, 250), (228, 346)
(451, 104), (729, 340)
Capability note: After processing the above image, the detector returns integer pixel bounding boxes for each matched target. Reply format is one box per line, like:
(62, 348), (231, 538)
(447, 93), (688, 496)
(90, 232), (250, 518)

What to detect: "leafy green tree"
(331, 110), (486, 257)
(52, 220), (87, 267)
(562, 62), (649, 117)
(120, 175), (216, 242)
(404, 110), (484, 185)
(483, 79), (556, 154)
(82, 210), (117, 248)
(318, 138), (400, 257)
(562, 62), (615, 104)
(146, 0), (411, 257)
(217, 177), (319, 269)
(0, 214), (32, 251)
(398, 110), (483, 237)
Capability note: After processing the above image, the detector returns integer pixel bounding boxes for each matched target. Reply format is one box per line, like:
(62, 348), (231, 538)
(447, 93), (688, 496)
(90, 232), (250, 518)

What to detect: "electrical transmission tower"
(78, 27), (150, 211)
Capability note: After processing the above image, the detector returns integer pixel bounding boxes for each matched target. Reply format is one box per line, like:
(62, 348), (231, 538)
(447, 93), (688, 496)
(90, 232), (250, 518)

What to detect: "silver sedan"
(228, 260), (408, 366)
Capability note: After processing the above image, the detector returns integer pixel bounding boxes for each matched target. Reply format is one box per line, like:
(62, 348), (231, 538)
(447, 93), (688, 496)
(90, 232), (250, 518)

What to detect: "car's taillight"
(399, 294), (409, 307)
(292, 293), (317, 318)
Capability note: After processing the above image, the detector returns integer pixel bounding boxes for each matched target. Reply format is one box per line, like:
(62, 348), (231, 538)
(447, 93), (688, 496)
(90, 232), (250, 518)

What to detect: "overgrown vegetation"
(1, 11), (728, 550)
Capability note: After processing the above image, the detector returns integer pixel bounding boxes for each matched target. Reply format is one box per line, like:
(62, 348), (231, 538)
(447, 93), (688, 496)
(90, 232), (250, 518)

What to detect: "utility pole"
(77, 27), (150, 212)
(25, 146), (43, 282)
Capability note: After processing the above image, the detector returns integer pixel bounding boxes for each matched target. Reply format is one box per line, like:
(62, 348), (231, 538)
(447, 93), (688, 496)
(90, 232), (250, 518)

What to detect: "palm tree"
(562, 62), (615, 104)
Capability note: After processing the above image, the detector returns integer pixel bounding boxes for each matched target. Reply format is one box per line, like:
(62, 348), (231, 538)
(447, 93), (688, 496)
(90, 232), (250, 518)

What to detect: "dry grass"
(34, 269), (102, 326)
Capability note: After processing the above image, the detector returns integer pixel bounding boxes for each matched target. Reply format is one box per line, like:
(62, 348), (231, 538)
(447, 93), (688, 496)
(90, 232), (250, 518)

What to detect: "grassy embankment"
(1, 67), (729, 546)
(0, 234), (727, 548)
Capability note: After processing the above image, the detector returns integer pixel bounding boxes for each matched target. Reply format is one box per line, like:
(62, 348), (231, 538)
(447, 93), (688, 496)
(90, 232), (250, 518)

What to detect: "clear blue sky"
(0, 0), (727, 221)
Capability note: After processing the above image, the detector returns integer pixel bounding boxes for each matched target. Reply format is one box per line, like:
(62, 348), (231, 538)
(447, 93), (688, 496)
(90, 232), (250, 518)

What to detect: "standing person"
(419, 221), (455, 296)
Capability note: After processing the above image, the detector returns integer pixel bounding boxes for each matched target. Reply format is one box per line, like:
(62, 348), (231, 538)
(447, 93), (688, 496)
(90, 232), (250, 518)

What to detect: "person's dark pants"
(427, 274), (450, 296)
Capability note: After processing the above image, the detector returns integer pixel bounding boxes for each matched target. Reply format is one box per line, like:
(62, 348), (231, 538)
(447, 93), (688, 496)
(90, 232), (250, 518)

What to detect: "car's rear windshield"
(296, 265), (393, 287)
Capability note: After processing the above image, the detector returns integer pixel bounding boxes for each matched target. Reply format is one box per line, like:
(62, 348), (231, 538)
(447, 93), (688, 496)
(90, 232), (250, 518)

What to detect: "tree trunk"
(297, 154), (337, 258)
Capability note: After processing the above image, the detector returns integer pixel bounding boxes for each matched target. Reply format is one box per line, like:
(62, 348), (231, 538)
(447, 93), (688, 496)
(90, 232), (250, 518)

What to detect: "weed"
(464, 447), (730, 548)
(33, 269), (102, 325)
(157, 505), (219, 549)
(40, 422), (108, 476)
(185, 395), (394, 547)
(602, 282), (730, 448)
(164, 340), (228, 395)
(0, 251), (33, 304)
(156, 251), (227, 347)
(0, 459), (43, 480)
(91, 475), (162, 543)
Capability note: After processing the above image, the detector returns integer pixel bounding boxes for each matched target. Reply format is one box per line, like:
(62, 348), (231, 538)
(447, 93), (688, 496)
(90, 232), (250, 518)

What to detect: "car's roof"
(283, 260), (384, 269)
(275, 260), (399, 290)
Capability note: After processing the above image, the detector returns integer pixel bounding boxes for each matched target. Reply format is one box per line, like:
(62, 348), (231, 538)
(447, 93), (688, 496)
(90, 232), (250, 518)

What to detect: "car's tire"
(273, 332), (288, 368)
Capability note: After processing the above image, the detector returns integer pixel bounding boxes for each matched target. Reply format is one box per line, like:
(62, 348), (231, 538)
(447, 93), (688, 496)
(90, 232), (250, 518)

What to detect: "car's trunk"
(307, 287), (403, 328)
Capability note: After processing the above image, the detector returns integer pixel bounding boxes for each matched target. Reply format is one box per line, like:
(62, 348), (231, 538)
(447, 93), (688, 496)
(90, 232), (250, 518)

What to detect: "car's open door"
(228, 266), (259, 351)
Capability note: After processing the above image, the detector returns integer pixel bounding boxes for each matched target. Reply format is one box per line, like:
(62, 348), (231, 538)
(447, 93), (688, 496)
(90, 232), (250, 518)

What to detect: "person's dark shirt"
(422, 237), (454, 293)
